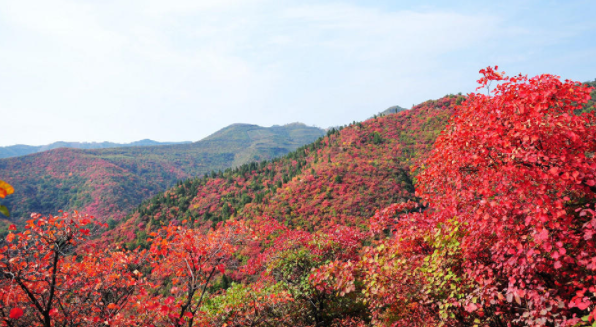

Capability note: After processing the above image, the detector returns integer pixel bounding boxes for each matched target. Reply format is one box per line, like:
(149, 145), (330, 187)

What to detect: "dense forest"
(0, 123), (324, 235)
(106, 95), (458, 249)
(1, 69), (596, 326)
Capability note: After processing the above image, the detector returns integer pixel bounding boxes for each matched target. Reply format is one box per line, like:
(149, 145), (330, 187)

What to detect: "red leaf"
(9, 308), (23, 319)
(537, 229), (549, 241)
(575, 299), (591, 311)
(465, 303), (478, 312)
(164, 296), (175, 306)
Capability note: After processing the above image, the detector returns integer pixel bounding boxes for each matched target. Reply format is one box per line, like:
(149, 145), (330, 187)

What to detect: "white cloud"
(141, 0), (264, 15)
(0, 1), (592, 146)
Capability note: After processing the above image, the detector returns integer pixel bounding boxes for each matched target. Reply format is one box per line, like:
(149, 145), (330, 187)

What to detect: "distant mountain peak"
(380, 105), (408, 115)
(282, 122), (308, 127)
(0, 121), (325, 223)
(0, 139), (190, 159)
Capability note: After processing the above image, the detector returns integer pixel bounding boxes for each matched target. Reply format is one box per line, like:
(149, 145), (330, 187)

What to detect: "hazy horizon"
(1, 0), (594, 146)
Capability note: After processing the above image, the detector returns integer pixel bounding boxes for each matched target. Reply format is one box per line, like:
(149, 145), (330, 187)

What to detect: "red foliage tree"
(0, 212), (149, 327)
(314, 67), (596, 326)
(414, 67), (596, 325)
(146, 220), (249, 327)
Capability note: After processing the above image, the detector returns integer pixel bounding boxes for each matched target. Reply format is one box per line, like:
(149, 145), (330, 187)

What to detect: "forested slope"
(3, 71), (596, 326)
(108, 95), (460, 248)
(0, 123), (324, 229)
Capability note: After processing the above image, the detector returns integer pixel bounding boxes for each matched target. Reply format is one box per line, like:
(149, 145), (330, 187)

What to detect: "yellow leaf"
(0, 205), (9, 217)
(0, 180), (14, 199)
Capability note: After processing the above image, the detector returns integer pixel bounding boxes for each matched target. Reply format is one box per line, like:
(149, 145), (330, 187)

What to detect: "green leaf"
(0, 205), (9, 217)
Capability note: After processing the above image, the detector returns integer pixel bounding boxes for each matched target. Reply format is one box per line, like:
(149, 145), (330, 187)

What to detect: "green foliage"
(372, 132), (383, 145)
(578, 79), (596, 114)
(202, 282), (292, 326)
(0, 205), (9, 217)
(419, 219), (469, 321)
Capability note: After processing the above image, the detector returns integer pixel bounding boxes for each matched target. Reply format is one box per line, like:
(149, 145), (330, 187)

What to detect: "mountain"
(107, 95), (461, 248)
(109, 82), (595, 247)
(0, 139), (191, 159)
(3, 74), (595, 326)
(379, 105), (407, 115)
(0, 123), (324, 228)
(100, 79), (596, 325)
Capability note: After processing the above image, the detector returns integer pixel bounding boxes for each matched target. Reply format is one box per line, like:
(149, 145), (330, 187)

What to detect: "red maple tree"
(313, 67), (596, 326)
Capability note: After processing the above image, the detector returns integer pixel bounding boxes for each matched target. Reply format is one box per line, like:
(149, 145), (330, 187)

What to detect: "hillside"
(108, 95), (460, 248)
(4, 72), (594, 326)
(92, 74), (595, 326)
(0, 139), (191, 159)
(0, 123), (324, 228)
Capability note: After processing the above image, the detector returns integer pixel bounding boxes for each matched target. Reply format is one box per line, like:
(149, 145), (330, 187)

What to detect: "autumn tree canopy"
(2, 67), (595, 326)
(314, 67), (596, 326)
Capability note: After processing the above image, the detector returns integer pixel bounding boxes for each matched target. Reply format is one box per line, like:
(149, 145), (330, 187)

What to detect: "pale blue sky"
(0, 0), (594, 146)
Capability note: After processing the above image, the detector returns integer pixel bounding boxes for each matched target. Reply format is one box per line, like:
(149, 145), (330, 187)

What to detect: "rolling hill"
(3, 74), (595, 326)
(0, 123), (324, 230)
(97, 78), (596, 325)
(0, 139), (191, 159)
(107, 95), (461, 248)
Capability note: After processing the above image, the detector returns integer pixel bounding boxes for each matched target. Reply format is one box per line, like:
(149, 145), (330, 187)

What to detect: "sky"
(0, 0), (595, 146)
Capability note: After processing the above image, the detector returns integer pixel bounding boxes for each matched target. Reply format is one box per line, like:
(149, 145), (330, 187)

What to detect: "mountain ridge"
(0, 139), (192, 159)
(0, 123), (325, 231)
(106, 95), (461, 248)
